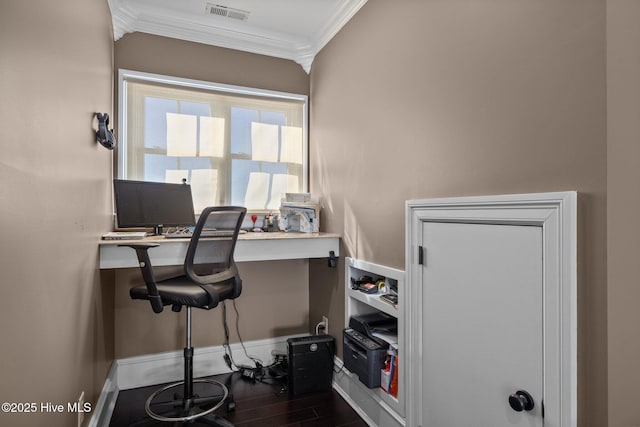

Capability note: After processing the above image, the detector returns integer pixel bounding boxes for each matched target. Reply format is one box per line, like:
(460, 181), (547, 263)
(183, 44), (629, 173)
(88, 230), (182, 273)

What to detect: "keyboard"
(164, 229), (238, 239)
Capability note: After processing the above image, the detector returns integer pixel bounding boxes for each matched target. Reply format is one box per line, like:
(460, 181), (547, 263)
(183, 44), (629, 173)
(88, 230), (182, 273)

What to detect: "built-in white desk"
(99, 232), (340, 269)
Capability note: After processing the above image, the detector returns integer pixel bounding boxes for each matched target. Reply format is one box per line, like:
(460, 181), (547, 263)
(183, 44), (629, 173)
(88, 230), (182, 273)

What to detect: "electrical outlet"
(322, 316), (329, 335)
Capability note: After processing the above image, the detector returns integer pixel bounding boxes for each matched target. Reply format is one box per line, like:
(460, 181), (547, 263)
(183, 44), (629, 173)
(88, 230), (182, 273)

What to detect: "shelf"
(348, 258), (404, 282)
(347, 288), (398, 318)
(344, 257), (405, 422)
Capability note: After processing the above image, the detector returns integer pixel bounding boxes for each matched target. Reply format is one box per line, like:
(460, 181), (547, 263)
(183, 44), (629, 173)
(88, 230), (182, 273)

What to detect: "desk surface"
(99, 232), (340, 269)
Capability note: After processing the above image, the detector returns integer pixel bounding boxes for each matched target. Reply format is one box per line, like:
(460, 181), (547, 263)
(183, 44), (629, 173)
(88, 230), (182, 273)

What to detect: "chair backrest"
(184, 206), (246, 293)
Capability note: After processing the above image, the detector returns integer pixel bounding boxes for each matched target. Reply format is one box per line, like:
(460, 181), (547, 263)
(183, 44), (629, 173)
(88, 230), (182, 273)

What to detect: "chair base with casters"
(129, 306), (234, 427)
(121, 206), (247, 427)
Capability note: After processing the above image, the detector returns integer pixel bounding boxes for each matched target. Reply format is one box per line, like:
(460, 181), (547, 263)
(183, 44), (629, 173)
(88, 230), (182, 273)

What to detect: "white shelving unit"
(340, 257), (405, 426)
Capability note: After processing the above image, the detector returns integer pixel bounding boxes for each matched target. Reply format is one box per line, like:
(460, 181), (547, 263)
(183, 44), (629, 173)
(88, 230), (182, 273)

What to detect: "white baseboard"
(89, 334), (304, 426)
(89, 337), (404, 427)
(88, 363), (118, 427)
(115, 335), (299, 390)
(332, 357), (405, 427)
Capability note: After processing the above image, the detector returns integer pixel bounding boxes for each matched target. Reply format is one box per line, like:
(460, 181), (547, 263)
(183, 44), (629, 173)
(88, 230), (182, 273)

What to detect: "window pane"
(144, 154), (178, 182)
(231, 107), (257, 155)
(180, 101), (210, 117)
(199, 116), (225, 158)
(231, 160), (294, 209)
(251, 122), (279, 162)
(166, 113), (197, 157)
(269, 174), (299, 210)
(190, 169), (218, 213)
(280, 125), (303, 165)
(144, 97), (175, 150)
(261, 110), (286, 126)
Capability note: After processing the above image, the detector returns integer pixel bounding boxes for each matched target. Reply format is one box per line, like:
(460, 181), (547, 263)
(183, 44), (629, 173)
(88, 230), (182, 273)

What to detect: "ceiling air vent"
(206, 4), (250, 21)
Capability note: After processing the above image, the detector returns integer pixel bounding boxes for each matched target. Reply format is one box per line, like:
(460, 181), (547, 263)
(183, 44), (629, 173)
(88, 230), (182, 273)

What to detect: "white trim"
(89, 334), (305, 425)
(116, 70), (127, 181)
(108, 0), (368, 73)
(120, 69), (309, 102)
(117, 68), (309, 198)
(311, 1), (368, 54)
(332, 358), (405, 427)
(405, 191), (577, 427)
(87, 363), (119, 427)
(333, 386), (376, 427)
(89, 337), (401, 427)
(116, 335), (298, 390)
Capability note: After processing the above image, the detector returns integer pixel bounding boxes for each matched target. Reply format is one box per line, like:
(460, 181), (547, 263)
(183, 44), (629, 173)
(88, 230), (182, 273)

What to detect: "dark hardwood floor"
(108, 372), (367, 427)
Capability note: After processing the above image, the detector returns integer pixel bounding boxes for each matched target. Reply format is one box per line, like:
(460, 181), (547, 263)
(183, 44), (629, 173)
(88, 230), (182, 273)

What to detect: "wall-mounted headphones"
(96, 112), (116, 150)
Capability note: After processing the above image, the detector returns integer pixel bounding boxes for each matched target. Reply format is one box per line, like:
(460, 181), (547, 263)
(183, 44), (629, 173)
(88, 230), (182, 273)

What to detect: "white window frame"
(117, 69), (309, 211)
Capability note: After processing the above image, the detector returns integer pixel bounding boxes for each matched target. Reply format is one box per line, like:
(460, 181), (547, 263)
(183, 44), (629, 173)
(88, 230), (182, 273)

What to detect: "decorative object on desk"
(251, 214), (258, 229)
(95, 112), (115, 149)
(262, 212), (275, 232)
(264, 212), (279, 232)
(279, 194), (320, 233)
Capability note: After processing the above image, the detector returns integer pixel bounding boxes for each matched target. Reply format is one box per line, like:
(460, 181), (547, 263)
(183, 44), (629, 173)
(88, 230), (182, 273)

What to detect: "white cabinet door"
(421, 221), (543, 427)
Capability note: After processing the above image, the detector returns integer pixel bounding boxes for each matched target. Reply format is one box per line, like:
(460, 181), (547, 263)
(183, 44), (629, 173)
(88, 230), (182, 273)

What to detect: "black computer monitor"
(113, 179), (196, 235)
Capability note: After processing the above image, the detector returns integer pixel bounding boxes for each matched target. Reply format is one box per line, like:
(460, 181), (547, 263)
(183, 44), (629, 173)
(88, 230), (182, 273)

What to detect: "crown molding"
(108, 0), (367, 73)
(310, 0), (367, 55)
(108, 0), (138, 40)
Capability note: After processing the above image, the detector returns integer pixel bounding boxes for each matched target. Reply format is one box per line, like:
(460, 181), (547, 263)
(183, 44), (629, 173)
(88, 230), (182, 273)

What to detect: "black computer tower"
(287, 335), (335, 396)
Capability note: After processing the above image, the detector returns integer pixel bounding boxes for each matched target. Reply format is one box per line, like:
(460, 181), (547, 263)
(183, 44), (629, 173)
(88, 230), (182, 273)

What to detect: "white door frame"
(405, 192), (577, 427)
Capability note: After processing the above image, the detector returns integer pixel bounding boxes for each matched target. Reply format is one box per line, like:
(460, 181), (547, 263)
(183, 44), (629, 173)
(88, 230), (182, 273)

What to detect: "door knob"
(508, 390), (535, 412)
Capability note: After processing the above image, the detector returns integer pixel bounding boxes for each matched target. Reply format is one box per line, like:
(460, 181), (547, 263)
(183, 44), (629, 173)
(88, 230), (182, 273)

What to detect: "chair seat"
(130, 276), (235, 309)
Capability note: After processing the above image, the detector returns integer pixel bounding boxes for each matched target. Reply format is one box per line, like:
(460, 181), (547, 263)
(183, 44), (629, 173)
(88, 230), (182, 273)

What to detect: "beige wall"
(607, 1), (640, 426)
(112, 33), (312, 357)
(114, 32), (309, 97)
(0, 1), (114, 426)
(3, 1), (639, 425)
(309, 1), (607, 426)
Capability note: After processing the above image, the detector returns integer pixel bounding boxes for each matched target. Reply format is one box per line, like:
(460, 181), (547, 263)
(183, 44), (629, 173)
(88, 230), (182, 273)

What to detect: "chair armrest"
(118, 243), (163, 313)
(117, 243), (159, 267)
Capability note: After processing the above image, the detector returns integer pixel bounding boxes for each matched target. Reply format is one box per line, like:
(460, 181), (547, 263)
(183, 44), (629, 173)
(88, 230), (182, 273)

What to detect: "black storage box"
(287, 335), (335, 396)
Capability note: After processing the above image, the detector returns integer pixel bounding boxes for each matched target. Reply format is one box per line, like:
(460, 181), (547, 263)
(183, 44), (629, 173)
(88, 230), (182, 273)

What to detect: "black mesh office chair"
(122, 206), (247, 426)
